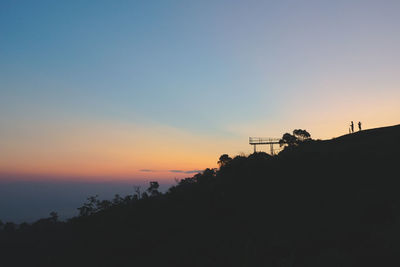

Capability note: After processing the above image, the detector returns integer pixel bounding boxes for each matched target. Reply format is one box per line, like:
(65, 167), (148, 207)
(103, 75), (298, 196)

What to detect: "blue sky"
(2, 0), (399, 138)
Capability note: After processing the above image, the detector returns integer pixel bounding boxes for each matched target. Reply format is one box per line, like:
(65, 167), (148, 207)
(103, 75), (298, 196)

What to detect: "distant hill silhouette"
(1, 124), (400, 267)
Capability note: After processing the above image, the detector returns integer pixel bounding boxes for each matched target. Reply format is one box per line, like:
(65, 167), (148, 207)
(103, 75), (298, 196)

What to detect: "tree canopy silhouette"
(147, 181), (160, 197)
(279, 129), (312, 147)
(217, 154), (232, 167)
(293, 129), (311, 141)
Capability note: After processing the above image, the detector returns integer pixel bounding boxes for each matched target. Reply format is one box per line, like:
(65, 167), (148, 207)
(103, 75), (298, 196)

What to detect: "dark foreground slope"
(1, 125), (400, 267)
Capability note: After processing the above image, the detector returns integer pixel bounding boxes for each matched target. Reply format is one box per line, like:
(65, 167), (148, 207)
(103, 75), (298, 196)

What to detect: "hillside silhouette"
(1, 125), (400, 267)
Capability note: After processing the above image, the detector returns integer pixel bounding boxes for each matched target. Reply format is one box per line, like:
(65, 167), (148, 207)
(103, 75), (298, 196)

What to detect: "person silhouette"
(350, 121), (354, 133)
(358, 121), (362, 131)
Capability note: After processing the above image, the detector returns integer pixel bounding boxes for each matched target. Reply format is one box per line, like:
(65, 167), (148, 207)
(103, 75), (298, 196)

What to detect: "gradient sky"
(1, 0), (400, 182)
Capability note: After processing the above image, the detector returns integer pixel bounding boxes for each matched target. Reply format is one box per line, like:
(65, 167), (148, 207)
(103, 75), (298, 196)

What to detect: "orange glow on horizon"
(1, 105), (399, 182)
(0, 120), (226, 181)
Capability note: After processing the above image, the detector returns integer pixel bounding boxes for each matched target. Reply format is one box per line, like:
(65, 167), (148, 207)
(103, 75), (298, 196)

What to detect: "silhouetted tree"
(218, 154), (232, 167)
(134, 186), (142, 199)
(280, 129), (312, 147)
(279, 133), (298, 147)
(78, 195), (100, 216)
(147, 181), (160, 197)
(193, 168), (216, 184)
(293, 129), (311, 142)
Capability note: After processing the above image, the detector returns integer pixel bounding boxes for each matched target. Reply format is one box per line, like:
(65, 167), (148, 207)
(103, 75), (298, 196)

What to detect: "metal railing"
(249, 137), (281, 144)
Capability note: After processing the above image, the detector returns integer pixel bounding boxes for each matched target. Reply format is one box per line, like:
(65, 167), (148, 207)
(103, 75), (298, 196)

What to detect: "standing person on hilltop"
(358, 121), (362, 131)
(350, 121), (354, 133)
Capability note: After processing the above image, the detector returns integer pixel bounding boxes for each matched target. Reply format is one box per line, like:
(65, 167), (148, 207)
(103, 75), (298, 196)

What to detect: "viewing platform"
(249, 137), (282, 155)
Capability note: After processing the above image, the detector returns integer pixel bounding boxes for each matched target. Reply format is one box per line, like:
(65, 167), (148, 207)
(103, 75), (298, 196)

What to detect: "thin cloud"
(169, 169), (202, 174)
(184, 170), (202, 174)
(139, 169), (202, 174)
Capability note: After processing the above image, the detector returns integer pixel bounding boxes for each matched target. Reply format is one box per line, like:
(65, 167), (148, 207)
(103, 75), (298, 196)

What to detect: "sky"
(0, 1), (400, 220)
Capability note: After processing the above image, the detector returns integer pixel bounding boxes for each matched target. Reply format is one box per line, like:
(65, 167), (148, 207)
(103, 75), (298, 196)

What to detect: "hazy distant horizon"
(0, 179), (175, 223)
